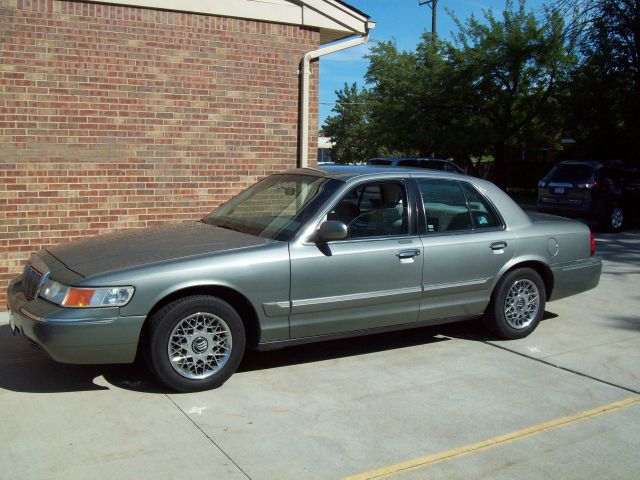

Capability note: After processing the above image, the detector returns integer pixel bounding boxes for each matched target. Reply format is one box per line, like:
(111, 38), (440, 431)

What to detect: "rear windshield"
(368, 159), (393, 166)
(547, 164), (594, 182)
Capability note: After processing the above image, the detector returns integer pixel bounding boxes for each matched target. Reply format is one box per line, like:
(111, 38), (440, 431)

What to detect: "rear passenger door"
(416, 179), (516, 321)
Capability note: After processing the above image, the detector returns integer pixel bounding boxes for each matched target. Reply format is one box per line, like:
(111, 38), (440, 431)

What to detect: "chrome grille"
(22, 265), (43, 300)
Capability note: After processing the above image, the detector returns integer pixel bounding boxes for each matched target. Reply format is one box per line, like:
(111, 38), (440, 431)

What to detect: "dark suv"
(537, 160), (640, 231)
(367, 157), (465, 174)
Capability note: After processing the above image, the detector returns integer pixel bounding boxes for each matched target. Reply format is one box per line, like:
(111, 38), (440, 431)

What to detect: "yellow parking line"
(0, 356), (46, 366)
(343, 396), (640, 480)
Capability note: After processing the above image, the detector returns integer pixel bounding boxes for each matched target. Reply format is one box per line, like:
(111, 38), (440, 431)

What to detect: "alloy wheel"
(503, 279), (540, 329)
(167, 312), (232, 380)
(610, 207), (623, 231)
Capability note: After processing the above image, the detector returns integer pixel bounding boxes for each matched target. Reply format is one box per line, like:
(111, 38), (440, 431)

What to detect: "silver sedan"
(8, 166), (602, 391)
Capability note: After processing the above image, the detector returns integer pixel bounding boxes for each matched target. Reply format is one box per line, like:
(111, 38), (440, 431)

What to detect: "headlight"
(40, 280), (134, 307)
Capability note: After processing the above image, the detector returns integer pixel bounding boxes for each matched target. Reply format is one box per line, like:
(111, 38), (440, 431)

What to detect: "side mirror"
(316, 220), (348, 242)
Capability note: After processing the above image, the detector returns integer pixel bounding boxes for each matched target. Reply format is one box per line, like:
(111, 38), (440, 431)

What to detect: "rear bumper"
(549, 257), (602, 302)
(7, 277), (145, 364)
(536, 196), (605, 224)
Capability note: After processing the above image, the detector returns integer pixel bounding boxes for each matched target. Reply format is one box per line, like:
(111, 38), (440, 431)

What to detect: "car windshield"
(547, 164), (594, 182)
(368, 159), (393, 166)
(203, 174), (341, 241)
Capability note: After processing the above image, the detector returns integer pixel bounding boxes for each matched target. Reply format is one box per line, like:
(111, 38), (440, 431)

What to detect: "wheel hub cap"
(191, 337), (209, 354)
(504, 279), (540, 329)
(167, 312), (232, 380)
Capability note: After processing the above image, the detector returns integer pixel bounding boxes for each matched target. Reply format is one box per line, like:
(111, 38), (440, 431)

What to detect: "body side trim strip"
(291, 286), (423, 314)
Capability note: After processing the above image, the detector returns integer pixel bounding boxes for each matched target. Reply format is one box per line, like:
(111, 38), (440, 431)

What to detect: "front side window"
(203, 174), (341, 241)
(328, 181), (409, 239)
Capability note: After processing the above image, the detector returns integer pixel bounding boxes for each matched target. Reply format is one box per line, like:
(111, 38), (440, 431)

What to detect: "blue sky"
(319, 0), (547, 128)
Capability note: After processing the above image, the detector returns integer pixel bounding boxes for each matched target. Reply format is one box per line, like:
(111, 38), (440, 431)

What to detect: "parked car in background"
(9, 166), (601, 392)
(367, 157), (465, 174)
(537, 160), (640, 231)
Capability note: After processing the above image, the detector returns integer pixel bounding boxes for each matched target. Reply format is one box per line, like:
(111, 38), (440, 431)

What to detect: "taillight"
(577, 181), (598, 190)
(590, 229), (596, 256)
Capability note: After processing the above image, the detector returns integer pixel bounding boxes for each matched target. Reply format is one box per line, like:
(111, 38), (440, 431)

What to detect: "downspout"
(299, 27), (371, 168)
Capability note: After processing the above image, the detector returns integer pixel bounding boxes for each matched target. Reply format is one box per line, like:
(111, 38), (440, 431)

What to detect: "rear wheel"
(483, 268), (546, 339)
(603, 205), (624, 232)
(145, 295), (245, 392)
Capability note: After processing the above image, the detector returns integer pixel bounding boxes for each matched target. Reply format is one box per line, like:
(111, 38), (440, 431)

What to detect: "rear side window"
(423, 161), (445, 170)
(398, 159), (420, 167)
(417, 180), (502, 233)
(460, 183), (502, 229)
(368, 159), (393, 166)
(418, 180), (471, 232)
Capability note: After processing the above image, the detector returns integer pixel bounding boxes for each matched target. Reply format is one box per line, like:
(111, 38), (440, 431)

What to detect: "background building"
(0, 0), (370, 304)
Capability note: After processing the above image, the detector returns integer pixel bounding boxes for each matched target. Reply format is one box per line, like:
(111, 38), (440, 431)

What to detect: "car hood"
(46, 222), (273, 278)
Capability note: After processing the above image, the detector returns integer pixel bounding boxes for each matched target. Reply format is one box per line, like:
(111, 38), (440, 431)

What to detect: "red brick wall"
(0, 0), (320, 305)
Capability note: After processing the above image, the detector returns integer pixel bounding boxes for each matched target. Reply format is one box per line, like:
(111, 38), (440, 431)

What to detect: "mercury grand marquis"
(8, 166), (602, 392)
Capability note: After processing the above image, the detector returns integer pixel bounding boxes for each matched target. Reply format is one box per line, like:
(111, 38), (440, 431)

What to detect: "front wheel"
(145, 295), (246, 392)
(483, 268), (546, 339)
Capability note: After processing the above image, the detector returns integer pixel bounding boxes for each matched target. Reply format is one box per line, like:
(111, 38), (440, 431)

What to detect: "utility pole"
(419, 0), (438, 41)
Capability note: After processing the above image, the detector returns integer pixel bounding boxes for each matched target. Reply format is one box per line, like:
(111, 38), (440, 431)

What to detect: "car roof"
(285, 164), (466, 182)
(557, 159), (623, 168)
(368, 157), (447, 161)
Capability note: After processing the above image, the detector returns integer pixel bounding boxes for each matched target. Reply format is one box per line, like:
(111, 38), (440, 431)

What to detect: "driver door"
(288, 180), (423, 338)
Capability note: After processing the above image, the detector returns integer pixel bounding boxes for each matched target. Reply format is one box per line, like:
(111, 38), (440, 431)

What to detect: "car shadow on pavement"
(596, 230), (640, 268)
(608, 315), (640, 333)
(0, 312), (562, 394)
(238, 327), (450, 373)
(0, 324), (450, 394)
(0, 325), (164, 394)
(436, 310), (560, 342)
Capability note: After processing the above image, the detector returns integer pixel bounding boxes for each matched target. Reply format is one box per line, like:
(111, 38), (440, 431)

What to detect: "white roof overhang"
(87, 0), (373, 44)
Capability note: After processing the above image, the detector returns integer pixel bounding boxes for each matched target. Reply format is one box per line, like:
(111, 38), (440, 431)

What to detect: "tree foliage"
(322, 82), (374, 164)
(322, 0), (637, 182)
(558, 0), (640, 159)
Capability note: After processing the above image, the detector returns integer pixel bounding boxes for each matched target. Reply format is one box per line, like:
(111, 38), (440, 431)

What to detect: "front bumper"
(549, 256), (602, 302)
(7, 277), (146, 364)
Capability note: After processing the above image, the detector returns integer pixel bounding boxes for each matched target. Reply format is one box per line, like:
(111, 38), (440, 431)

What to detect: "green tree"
(364, 40), (421, 155)
(322, 83), (373, 164)
(558, 0), (640, 160)
(446, 0), (576, 184)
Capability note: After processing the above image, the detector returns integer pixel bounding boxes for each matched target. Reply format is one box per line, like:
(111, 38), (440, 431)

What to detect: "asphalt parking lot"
(1, 230), (639, 480)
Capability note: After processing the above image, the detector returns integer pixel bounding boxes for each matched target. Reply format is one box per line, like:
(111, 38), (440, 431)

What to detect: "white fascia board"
(86, 0), (370, 39)
(301, 0), (368, 32)
(89, 0), (301, 25)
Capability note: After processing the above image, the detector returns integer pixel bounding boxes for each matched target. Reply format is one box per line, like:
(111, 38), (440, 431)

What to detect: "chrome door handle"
(396, 249), (421, 259)
(490, 241), (507, 250)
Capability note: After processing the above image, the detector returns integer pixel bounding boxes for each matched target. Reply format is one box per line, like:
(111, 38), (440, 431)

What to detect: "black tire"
(602, 205), (624, 232)
(145, 295), (246, 392)
(483, 268), (546, 340)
